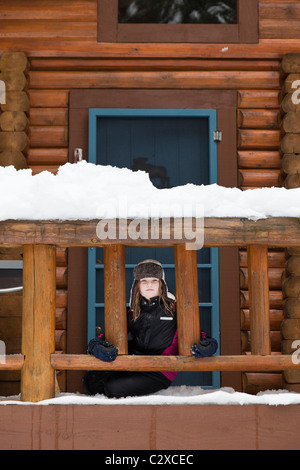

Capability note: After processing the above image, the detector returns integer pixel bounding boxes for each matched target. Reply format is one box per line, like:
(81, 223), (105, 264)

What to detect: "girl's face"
(139, 277), (161, 300)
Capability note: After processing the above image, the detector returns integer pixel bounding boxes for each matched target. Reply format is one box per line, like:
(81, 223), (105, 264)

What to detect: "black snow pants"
(83, 370), (171, 399)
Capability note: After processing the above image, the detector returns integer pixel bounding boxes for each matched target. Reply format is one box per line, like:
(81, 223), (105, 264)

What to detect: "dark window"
(118, 0), (238, 25)
(98, 0), (258, 43)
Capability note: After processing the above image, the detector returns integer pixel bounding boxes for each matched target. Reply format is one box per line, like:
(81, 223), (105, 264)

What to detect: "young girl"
(83, 259), (217, 398)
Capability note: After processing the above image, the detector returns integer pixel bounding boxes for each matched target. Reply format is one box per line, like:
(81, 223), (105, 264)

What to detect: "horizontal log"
(0, 0), (96, 21)
(55, 330), (66, 351)
(239, 249), (285, 268)
(240, 267), (284, 290)
(29, 108), (68, 126)
(50, 354), (300, 372)
(260, 20), (300, 40)
(27, 148), (68, 166)
(238, 129), (280, 149)
(0, 354), (23, 370)
(29, 90), (69, 108)
(261, 3), (300, 22)
(237, 109), (279, 129)
(240, 290), (283, 310)
(56, 266), (67, 289)
(242, 372), (283, 394)
(30, 57), (281, 72)
(0, 37), (300, 60)
(238, 151), (281, 169)
(29, 70), (280, 90)
(56, 290), (67, 309)
(238, 169), (280, 187)
(241, 331), (281, 353)
(56, 308), (67, 330)
(238, 90), (280, 109)
(241, 309), (284, 331)
(29, 126), (68, 148)
(0, 218), (299, 248)
(0, 20), (96, 40)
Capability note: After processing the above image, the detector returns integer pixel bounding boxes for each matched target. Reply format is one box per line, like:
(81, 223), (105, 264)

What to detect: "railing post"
(104, 244), (128, 354)
(21, 245), (56, 402)
(247, 245), (271, 355)
(174, 245), (200, 355)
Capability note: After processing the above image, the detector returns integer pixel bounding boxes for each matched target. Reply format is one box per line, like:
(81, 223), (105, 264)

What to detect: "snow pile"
(1, 387), (300, 406)
(0, 161), (299, 221)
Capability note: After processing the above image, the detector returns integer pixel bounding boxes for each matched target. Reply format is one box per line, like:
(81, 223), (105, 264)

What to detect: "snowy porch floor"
(2, 386), (300, 406)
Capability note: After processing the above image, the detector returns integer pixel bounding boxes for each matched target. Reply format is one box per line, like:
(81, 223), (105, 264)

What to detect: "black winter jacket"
(127, 296), (177, 356)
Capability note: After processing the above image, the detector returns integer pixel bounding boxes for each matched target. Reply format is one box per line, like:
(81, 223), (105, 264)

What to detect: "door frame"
(87, 107), (220, 389)
(67, 89), (240, 393)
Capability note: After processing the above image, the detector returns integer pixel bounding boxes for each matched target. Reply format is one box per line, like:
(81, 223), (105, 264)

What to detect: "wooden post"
(174, 244), (200, 355)
(21, 245), (56, 402)
(104, 244), (128, 354)
(247, 245), (271, 355)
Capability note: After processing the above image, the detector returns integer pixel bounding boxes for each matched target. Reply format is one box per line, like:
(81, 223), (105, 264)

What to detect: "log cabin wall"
(279, 55), (300, 392)
(0, 0), (300, 395)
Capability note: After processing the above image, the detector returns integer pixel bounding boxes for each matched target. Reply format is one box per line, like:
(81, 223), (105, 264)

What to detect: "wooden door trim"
(67, 89), (240, 392)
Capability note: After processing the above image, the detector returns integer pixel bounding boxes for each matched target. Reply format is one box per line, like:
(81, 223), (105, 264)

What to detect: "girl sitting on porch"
(83, 259), (218, 399)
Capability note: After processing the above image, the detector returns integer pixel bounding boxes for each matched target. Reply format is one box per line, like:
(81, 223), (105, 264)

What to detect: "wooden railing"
(0, 217), (300, 402)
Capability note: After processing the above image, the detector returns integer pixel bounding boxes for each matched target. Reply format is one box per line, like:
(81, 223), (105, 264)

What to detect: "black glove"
(88, 337), (118, 363)
(191, 334), (218, 358)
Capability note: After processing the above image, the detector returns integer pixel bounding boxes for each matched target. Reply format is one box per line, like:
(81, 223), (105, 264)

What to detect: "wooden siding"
(0, 0), (299, 395)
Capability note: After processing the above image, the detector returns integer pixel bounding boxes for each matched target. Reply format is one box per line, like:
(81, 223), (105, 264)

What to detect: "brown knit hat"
(129, 259), (175, 308)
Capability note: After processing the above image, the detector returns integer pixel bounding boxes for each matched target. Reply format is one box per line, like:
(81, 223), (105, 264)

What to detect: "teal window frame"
(88, 108), (220, 389)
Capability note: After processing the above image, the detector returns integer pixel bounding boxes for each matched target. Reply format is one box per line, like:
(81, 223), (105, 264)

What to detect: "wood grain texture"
(21, 245), (56, 402)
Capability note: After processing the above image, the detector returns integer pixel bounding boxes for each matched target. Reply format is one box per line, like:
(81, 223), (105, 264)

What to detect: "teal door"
(88, 109), (220, 389)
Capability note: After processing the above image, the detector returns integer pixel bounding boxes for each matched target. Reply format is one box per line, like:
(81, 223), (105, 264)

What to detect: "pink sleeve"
(162, 330), (178, 356)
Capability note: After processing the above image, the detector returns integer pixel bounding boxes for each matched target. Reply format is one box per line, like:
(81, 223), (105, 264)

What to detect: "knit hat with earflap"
(129, 259), (175, 309)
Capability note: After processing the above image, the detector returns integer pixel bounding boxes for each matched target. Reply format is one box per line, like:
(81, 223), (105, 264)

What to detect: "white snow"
(0, 163), (300, 407)
(0, 161), (299, 221)
(1, 387), (300, 406)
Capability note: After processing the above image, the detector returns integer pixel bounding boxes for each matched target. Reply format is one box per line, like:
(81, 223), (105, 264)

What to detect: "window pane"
(118, 0), (238, 24)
